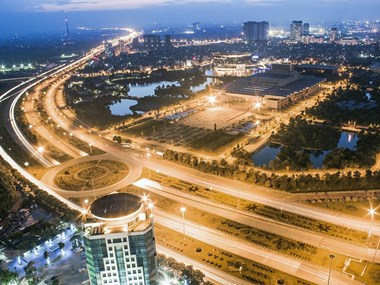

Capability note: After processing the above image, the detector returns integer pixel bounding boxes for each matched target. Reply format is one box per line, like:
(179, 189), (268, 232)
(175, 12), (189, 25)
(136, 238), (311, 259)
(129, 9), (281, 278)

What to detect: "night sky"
(1, 0), (379, 35)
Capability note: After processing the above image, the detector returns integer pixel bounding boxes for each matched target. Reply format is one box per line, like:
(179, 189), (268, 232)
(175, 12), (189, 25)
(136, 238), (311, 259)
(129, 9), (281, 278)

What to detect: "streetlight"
(148, 201), (154, 214)
(147, 151), (151, 178)
(254, 101), (262, 110)
(142, 193), (148, 203)
(236, 178), (241, 209)
(89, 143), (92, 155)
(180, 207), (186, 236)
(373, 235), (380, 263)
(368, 208), (375, 242)
(207, 95), (216, 106)
(327, 254), (335, 285)
(37, 146), (44, 154)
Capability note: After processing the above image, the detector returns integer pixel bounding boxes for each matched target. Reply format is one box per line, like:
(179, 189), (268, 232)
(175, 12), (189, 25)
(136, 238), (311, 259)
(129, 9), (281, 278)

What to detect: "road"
(8, 61), (380, 269)
(154, 209), (363, 285)
(134, 178), (378, 262)
(156, 245), (253, 285)
(39, 82), (380, 237)
(1, 29), (379, 285)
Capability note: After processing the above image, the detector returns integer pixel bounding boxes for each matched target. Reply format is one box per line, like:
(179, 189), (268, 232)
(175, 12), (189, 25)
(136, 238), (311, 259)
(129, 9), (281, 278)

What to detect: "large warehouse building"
(216, 64), (325, 109)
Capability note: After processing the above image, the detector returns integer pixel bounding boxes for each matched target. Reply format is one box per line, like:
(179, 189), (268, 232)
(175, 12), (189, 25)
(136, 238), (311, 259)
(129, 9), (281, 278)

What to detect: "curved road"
(1, 29), (379, 285)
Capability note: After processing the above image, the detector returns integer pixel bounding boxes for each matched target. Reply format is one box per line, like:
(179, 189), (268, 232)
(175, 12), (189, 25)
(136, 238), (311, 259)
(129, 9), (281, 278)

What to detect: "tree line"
(163, 149), (380, 192)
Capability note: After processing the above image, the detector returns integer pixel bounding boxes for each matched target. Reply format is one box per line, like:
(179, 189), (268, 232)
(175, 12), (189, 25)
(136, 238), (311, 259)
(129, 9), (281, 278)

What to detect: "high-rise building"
(164, 35), (173, 49)
(63, 11), (74, 45)
(143, 35), (161, 50)
(83, 193), (157, 285)
(103, 42), (114, 58)
(303, 23), (310, 36)
(64, 11), (70, 37)
(290, 21), (303, 41)
(329, 28), (339, 43)
(119, 40), (126, 53)
(243, 21), (269, 43)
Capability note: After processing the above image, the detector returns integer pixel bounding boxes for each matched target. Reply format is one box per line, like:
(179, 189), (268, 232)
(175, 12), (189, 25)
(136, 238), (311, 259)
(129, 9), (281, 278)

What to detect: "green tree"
(0, 269), (19, 285)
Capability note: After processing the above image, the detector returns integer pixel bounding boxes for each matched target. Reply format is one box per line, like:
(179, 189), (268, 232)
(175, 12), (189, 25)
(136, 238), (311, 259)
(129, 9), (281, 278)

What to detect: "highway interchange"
(0, 29), (379, 285)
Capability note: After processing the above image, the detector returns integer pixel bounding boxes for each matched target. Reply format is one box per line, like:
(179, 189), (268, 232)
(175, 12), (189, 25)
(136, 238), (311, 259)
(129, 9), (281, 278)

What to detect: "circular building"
(84, 192), (157, 285)
(90, 192), (142, 221)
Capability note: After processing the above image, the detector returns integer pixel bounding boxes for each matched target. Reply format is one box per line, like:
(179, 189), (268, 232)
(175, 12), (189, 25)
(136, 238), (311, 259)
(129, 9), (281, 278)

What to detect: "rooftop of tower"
(90, 192), (142, 221)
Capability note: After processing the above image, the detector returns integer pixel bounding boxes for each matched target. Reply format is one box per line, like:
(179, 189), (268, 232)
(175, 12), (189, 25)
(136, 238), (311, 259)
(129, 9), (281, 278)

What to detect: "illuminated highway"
(154, 210), (363, 285)
(156, 245), (253, 285)
(0, 27), (378, 285)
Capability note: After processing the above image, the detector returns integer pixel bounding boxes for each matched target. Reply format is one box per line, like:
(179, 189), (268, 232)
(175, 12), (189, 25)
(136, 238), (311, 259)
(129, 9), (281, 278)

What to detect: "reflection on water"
(128, 81), (180, 98)
(109, 99), (138, 116)
(190, 77), (213, 92)
(337, 131), (358, 149)
(110, 69), (214, 113)
(252, 144), (281, 167)
(251, 132), (358, 169)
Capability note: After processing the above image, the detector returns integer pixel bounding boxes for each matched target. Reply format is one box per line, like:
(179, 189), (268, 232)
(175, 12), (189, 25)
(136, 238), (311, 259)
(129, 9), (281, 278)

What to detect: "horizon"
(0, 0), (379, 36)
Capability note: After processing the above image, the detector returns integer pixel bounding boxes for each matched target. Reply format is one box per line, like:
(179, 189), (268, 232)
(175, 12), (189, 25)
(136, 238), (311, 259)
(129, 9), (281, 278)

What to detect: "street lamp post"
(327, 254), (335, 285)
(374, 235), (380, 263)
(89, 143), (92, 155)
(147, 152), (151, 178)
(368, 208), (375, 243)
(148, 201), (154, 223)
(180, 207), (186, 236)
(236, 178), (241, 209)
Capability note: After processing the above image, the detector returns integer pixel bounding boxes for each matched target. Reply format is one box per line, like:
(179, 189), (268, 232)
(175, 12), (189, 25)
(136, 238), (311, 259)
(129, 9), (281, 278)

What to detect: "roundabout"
(40, 153), (143, 198)
(54, 159), (129, 191)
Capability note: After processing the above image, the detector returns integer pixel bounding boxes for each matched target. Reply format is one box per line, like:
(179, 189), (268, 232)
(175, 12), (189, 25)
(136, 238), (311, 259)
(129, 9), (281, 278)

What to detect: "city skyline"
(0, 0), (380, 35)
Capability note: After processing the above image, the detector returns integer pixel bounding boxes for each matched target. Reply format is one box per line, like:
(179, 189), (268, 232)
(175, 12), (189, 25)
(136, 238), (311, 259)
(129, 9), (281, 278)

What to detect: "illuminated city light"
(37, 146), (45, 153)
(255, 102), (262, 110)
(207, 95), (216, 106)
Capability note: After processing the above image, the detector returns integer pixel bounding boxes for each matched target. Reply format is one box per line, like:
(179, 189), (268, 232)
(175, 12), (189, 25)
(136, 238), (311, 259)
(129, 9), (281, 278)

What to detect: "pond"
(109, 99), (139, 116)
(251, 131), (358, 168)
(190, 77), (213, 92)
(127, 81), (180, 98)
(110, 70), (213, 114)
